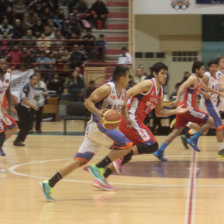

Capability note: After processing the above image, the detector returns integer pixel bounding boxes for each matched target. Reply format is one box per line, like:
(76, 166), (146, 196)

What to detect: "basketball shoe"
(112, 158), (123, 174)
(40, 180), (54, 201)
(187, 138), (200, 152)
(93, 179), (116, 191)
(88, 164), (106, 185)
(180, 134), (189, 150)
(0, 149), (6, 156)
(153, 151), (168, 162)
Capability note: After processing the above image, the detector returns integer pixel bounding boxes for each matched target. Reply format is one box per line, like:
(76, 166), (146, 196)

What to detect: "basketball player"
(40, 66), (133, 201)
(0, 59), (17, 157)
(182, 59), (224, 156)
(95, 62), (190, 189)
(154, 61), (224, 161)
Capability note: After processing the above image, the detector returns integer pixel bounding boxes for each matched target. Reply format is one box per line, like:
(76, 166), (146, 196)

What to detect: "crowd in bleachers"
(0, 0), (109, 101)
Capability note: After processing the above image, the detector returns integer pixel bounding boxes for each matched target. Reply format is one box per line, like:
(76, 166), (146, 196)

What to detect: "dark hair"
(215, 55), (224, 65)
(29, 74), (37, 79)
(149, 62), (168, 76)
(112, 66), (129, 81)
(207, 59), (218, 68)
(192, 61), (204, 73)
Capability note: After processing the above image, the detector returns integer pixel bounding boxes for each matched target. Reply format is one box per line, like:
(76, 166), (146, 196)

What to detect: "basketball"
(101, 109), (121, 129)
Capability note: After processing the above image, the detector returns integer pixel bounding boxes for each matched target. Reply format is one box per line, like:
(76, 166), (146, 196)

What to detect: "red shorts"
(119, 116), (157, 146)
(175, 109), (208, 129)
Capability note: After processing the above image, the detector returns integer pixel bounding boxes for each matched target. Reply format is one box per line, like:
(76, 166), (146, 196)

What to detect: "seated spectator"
(133, 67), (147, 83)
(137, 64), (148, 77)
(32, 18), (44, 38)
(67, 32), (81, 47)
(37, 33), (51, 52)
(61, 18), (74, 38)
(5, 5), (14, 25)
(54, 6), (65, 29)
(44, 25), (55, 39)
(89, 0), (109, 29)
(82, 29), (96, 59)
(36, 51), (50, 70)
(41, 7), (54, 24)
(47, 73), (64, 94)
(22, 48), (36, 69)
(0, 0), (12, 22)
(0, 31), (11, 57)
(0, 18), (14, 38)
(64, 69), (85, 101)
(94, 34), (106, 62)
(13, 19), (25, 39)
(23, 6), (38, 29)
(12, 0), (26, 22)
(69, 44), (86, 68)
(8, 44), (23, 69)
(59, 48), (71, 72)
(52, 29), (65, 47)
(22, 29), (36, 50)
(75, 0), (88, 13)
(69, 7), (82, 35)
(117, 47), (132, 65)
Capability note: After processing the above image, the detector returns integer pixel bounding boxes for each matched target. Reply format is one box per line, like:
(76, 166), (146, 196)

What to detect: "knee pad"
(137, 142), (158, 154)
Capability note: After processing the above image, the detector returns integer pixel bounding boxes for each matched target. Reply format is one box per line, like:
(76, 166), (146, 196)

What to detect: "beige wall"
(135, 15), (202, 95)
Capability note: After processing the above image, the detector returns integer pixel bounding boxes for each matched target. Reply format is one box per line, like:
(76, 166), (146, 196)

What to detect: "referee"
(14, 75), (39, 146)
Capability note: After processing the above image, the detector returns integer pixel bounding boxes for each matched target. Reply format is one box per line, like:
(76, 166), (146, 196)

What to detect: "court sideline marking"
(185, 150), (197, 224)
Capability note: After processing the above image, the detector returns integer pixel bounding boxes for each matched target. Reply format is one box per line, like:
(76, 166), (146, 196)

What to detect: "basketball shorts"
(119, 115), (157, 146)
(199, 99), (224, 130)
(75, 120), (133, 163)
(175, 108), (208, 129)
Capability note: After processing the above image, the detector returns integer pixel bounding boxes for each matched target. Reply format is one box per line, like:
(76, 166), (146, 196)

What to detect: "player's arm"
(171, 76), (197, 107)
(200, 81), (224, 96)
(198, 75), (210, 99)
(84, 84), (110, 120)
(123, 80), (152, 106)
(155, 97), (189, 117)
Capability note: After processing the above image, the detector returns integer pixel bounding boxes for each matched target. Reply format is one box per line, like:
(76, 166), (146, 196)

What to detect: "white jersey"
(0, 72), (10, 105)
(100, 82), (126, 113)
(216, 70), (224, 110)
(200, 71), (219, 105)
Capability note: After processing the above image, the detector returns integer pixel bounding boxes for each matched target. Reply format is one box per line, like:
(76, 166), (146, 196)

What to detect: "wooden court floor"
(1, 121), (224, 224)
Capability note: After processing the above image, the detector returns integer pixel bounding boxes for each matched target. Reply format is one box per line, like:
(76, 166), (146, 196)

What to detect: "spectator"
(0, 0), (12, 22)
(128, 75), (135, 88)
(8, 44), (23, 69)
(54, 6), (65, 29)
(22, 48), (36, 69)
(82, 29), (96, 59)
(13, 19), (25, 39)
(0, 18), (14, 38)
(36, 51), (50, 70)
(117, 47), (132, 65)
(137, 64), (148, 77)
(37, 33), (51, 52)
(23, 7), (38, 29)
(22, 29), (36, 50)
(41, 7), (54, 24)
(64, 69), (85, 101)
(67, 32), (80, 47)
(47, 73), (64, 94)
(0, 31), (11, 57)
(14, 75), (39, 146)
(89, 0), (109, 29)
(75, 0), (88, 13)
(69, 44), (86, 68)
(69, 7), (82, 35)
(30, 73), (48, 133)
(32, 18), (44, 38)
(52, 29), (65, 47)
(43, 25), (55, 39)
(133, 67), (147, 83)
(4, 5), (14, 25)
(61, 19), (74, 38)
(94, 34), (106, 62)
(12, 0), (26, 21)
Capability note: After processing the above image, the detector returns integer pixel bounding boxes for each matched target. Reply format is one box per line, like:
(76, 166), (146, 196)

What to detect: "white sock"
(219, 142), (224, 151)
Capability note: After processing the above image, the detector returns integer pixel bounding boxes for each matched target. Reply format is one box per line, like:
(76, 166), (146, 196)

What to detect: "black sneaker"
(14, 141), (25, 146)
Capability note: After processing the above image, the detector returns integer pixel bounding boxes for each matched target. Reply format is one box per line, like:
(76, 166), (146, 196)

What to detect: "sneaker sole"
(87, 167), (106, 185)
(93, 182), (116, 191)
(112, 161), (121, 175)
(40, 182), (54, 202)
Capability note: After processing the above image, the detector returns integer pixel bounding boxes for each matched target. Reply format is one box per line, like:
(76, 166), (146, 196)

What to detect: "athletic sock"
(0, 132), (6, 148)
(48, 172), (62, 188)
(191, 131), (201, 141)
(157, 142), (168, 154)
(219, 142), (224, 151)
(104, 168), (113, 178)
(121, 150), (133, 165)
(96, 156), (112, 168)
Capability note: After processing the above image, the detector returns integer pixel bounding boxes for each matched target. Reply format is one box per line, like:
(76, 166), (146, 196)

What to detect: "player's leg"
(4, 114), (18, 139)
(187, 109), (213, 152)
(40, 129), (99, 201)
(154, 127), (184, 161)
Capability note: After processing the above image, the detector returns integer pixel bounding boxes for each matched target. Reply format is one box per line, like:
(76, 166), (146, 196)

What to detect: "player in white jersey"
(216, 55), (224, 110)
(40, 66), (133, 201)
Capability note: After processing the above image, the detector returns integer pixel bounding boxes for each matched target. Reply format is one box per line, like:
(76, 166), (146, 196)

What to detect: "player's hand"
(203, 92), (210, 100)
(33, 106), (39, 111)
(97, 110), (104, 122)
(170, 100), (178, 108)
(175, 105), (190, 114)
